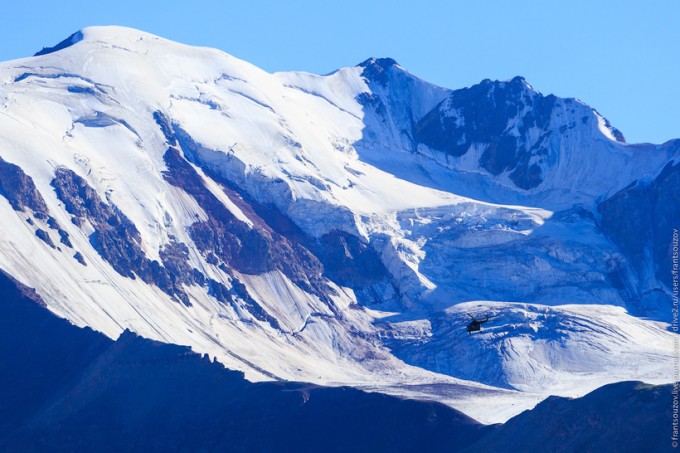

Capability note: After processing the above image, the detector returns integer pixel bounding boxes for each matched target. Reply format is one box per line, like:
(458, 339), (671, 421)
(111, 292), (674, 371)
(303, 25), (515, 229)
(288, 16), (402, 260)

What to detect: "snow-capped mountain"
(0, 26), (676, 424)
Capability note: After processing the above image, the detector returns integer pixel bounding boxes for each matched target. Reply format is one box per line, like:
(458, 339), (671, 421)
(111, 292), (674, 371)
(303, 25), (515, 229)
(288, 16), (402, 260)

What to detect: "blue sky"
(1, 1), (677, 143)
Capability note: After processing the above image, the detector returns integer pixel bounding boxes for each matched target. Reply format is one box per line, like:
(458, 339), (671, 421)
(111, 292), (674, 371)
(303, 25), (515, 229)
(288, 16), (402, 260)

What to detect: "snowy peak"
(416, 75), (566, 189)
(33, 26), (168, 58)
(37, 26), (174, 52)
(354, 60), (670, 203)
(354, 56), (451, 152)
(357, 57), (401, 86)
(414, 74), (628, 189)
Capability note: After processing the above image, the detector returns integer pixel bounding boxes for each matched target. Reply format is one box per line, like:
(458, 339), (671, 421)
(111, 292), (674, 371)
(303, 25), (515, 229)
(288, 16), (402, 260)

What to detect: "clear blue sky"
(1, 1), (677, 144)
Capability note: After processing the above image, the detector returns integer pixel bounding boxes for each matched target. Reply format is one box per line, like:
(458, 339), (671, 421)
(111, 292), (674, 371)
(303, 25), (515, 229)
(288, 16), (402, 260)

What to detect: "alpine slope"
(0, 26), (677, 424)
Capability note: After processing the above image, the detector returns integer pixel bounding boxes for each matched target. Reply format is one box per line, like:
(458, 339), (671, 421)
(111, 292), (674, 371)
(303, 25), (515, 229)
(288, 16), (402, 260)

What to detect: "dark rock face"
(51, 167), (147, 279)
(0, 279), (486, 452)
(158, 239), (193, 287)
(414, 77), (558, 189)
(162, 146), (330, 304)
(599, 162), (680, 292)
(0, 157), (49, 213)
(0, 157), (72, 249)
(73, 251), (86, 266)
(50, 167), (194, 306)
(356, 91), (387, 118)
(34, 228), (55, 248)
(47, 216), (73, 247)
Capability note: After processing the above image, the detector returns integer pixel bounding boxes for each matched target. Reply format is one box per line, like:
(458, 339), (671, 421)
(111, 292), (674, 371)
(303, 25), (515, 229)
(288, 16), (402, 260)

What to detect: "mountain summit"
(0, 26), (676, 424)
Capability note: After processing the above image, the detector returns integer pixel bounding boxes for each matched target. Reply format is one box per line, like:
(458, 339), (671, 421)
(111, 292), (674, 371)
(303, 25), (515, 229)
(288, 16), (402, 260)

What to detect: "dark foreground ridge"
(464, 381), (676, 453)
(0, 270), (485, 452)
(0, 272), (673, 452)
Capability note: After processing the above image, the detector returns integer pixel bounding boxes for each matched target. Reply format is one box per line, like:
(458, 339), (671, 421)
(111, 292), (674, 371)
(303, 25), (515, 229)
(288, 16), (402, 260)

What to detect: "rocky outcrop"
(51, 167), (198, 306)
(34, 228), (55, 248)
(73, 251), (86, 266)
(163, 146), (331, 303)
(357, 57), (400, 87)
(0, 157), (50, 213)
(0, 157), (72, 251)
(51, 167), (149, 278)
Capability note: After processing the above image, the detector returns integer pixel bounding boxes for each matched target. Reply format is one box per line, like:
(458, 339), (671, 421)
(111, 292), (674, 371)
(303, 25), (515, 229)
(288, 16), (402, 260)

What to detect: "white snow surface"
(0, 26), (676, 424)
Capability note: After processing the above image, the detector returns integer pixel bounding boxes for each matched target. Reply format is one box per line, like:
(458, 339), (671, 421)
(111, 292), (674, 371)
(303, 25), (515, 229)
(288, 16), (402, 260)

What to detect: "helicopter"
(466, 314), (498, 334)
